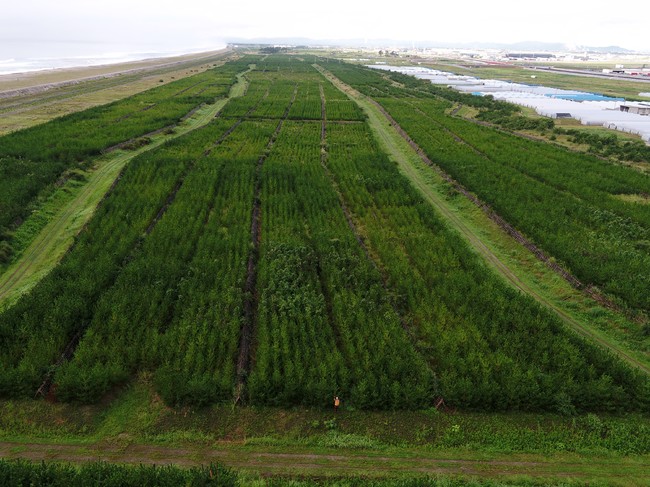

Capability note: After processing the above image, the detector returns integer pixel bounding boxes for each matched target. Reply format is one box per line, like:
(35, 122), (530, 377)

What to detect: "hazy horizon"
(0, 40), (228, 75)
(2, 0), (649, 71)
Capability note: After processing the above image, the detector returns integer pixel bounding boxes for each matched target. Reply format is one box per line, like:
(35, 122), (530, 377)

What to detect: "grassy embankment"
(1, 378), (649, 484)
(0, 67), (252, 311)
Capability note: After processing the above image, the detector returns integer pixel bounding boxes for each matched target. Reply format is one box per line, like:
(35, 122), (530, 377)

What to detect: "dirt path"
(235, 83), (298, 404)
(0, 440), (643, 482)
(314, 64), (650, 377)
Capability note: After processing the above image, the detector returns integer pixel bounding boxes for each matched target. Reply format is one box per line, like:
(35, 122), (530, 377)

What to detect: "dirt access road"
(0, 440), (643, 483)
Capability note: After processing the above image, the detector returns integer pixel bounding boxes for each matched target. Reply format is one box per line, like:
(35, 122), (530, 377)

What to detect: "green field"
(326, 62), (650, 316)
(0, 68), (253, 311)
(1, 52), (649, 484)
(316, 65), (650, 375)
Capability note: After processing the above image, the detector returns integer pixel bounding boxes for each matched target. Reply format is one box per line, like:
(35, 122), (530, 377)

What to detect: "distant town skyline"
(2, 0), (649, 58)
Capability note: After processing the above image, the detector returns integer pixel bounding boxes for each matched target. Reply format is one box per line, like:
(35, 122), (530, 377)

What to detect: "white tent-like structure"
(369, 65), (650, 145)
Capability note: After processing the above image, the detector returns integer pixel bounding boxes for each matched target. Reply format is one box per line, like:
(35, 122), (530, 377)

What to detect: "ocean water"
(0, 41), (225, 76)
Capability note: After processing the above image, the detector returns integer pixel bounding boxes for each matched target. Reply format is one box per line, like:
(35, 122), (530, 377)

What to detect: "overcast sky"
(2, 0), (649, 57)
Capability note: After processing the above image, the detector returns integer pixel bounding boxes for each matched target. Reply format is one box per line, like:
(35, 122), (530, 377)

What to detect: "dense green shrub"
(0, 459), (236, 486)
(555, 127), (650, 162)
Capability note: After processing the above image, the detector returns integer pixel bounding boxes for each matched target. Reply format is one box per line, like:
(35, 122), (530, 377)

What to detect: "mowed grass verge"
(0, 377), (648, 485)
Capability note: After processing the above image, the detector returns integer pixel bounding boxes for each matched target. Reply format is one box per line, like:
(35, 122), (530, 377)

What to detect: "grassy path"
(0, 68), (252, 310)
(1, 440), (647, 484)
(315, 65), (650, 376)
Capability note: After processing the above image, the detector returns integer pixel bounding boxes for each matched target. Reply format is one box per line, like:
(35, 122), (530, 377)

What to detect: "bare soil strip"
(235, 84), (299, 404)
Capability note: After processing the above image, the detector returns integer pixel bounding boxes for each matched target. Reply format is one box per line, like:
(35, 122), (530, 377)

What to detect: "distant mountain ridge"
(227, 37), (638, 54)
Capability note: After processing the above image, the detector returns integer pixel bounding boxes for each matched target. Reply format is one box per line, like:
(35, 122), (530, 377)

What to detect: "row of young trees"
(55, 120), (278, 404)
(1, 55), (648, 412)
(323, 120), (649, 412)
(321, 77), (367, 121)
(287, 79), (323, 120)
(382, 68), (650, 164)
(249, 119), (434, 409)
(0, 65), (313, 405)
(216, 73), (270, 119)
(0, 114), (255, 398)
(247, 74), (298, 119)
(0, 59), (307, 403)
(0, 460), (237, 486)
(218, 62), (364, 123)
(285, 74), (365, 121)
(325, 62), (650, 314)
(151, 125), (272, 406)
(391, 98), (650, 312)
(0, 57), (257, 264)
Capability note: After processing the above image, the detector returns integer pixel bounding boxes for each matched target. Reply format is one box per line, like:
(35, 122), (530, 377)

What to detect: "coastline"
(0, 48), (232, 135)
(0, 47), (230, 95)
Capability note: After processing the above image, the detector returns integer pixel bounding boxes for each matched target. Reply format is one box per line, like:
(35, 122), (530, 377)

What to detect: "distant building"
(506, 52), (555, 60)
(620, 103), (650, 116)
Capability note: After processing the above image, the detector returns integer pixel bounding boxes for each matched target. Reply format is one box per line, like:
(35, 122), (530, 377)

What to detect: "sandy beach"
(0, 48), (230, 95)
